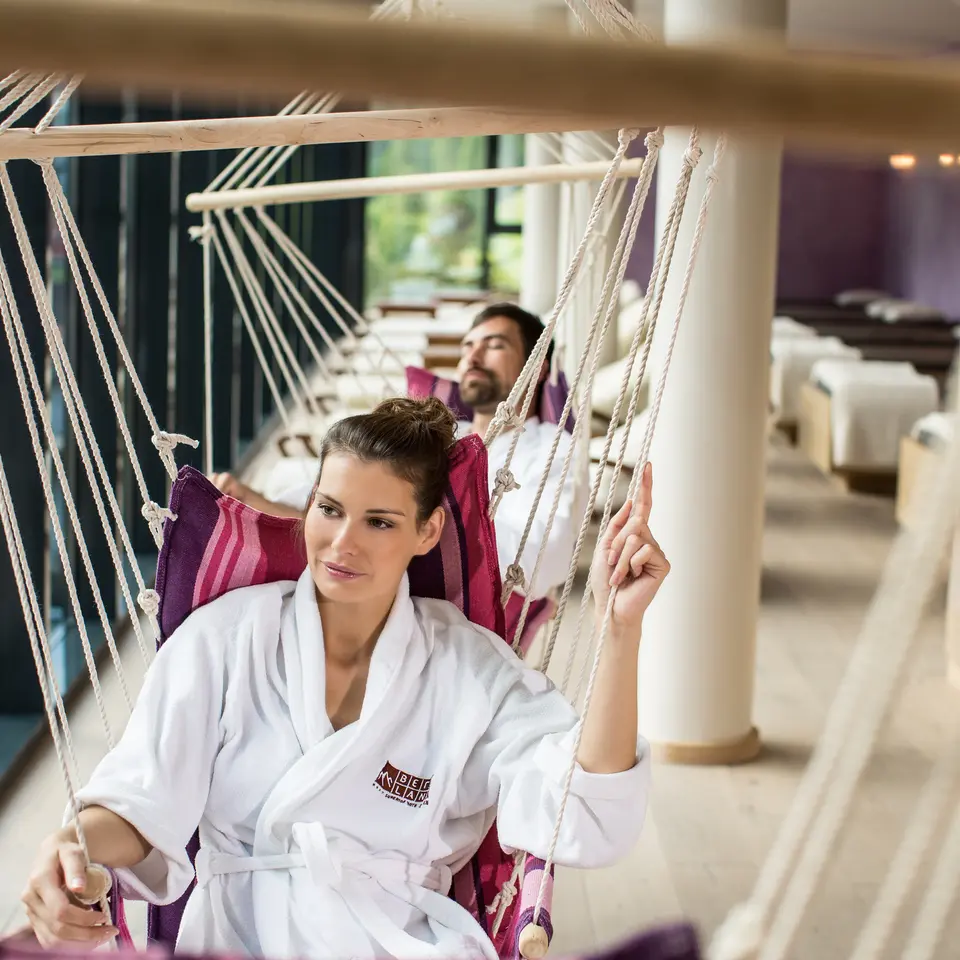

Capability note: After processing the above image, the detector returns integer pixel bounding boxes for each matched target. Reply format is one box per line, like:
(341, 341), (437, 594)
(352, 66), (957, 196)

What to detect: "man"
(212, 303), (584, 598)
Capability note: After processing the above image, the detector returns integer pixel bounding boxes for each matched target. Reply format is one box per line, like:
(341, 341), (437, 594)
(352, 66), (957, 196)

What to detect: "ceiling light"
(889, 154), (917, 170)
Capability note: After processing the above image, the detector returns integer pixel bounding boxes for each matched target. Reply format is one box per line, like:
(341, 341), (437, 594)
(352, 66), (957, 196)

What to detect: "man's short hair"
(471, 302), (554, 367)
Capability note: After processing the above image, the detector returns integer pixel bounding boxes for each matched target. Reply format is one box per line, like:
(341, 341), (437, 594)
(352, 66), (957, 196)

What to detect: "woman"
(21, 397), (669, 960)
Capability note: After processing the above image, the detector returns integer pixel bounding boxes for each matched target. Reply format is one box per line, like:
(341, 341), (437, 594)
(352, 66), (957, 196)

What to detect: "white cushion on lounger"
(834, 288), (889, 307)
(810, 359), (939, 470)
(878, 301), (946, 323)
(770, 337), (862, 420)
(910, 411), (955, 447)
(772, 316), (817, 339)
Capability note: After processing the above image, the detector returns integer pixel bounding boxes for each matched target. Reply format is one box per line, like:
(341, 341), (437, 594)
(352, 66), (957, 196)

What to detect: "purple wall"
(885, 169), (960, 315)
(624, 148), (960, 316)
(625, 151), (892, 303)
(776, 154), (890, 301)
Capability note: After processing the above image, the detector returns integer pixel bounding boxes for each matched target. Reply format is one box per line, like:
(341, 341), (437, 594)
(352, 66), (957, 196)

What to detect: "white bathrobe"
(76, 570), (648, 960)
(274, 418), (586, 598)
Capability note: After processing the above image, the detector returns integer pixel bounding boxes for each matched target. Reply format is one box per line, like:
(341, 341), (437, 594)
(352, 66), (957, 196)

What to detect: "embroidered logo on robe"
(374, 762), (431, 808)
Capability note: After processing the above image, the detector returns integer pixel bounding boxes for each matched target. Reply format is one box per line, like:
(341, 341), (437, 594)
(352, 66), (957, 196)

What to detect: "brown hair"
(315, 396), (457, 524)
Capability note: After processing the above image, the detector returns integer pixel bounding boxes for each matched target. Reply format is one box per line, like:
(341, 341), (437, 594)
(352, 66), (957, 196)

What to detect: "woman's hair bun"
(319, 395), (459, 524)
(369, 395), (458, 452)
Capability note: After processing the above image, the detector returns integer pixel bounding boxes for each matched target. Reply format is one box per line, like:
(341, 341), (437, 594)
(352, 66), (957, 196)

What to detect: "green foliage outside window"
(364, 135), (525, 306)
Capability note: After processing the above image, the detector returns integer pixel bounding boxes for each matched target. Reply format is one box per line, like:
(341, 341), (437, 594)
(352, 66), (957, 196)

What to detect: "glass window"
(364, 134), (527, 306)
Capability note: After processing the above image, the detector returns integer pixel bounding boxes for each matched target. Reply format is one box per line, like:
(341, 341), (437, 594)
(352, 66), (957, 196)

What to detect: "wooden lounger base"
(797, 381), (898, 497)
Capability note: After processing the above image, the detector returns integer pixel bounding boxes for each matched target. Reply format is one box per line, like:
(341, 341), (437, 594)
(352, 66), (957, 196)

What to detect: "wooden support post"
(2, 0), (960, 152)
(186, 158), (644, 212)
(0, 107), (645, 162)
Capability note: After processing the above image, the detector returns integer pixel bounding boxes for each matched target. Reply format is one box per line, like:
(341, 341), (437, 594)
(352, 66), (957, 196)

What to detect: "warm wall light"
(889, 154), (917, 170)
(939, 154), (956, 167)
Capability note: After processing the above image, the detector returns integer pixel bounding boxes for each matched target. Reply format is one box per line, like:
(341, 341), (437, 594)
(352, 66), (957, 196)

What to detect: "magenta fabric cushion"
(405, 365), (576, 433)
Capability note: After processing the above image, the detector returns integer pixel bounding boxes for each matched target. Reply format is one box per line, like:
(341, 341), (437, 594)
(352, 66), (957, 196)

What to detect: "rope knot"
(152, 430), (200, 477)
(188, 224), (214, 244)
(501, 563), (526, 605)
(618, 127), (641, 146)
(683, 145), (703, 170)
(493, 467), (520, 499)
(490, 402), (523, 434)
(705, 164), (720, 185)
(141, 500), (176, 546)
(137, 589), (161, 620)
(645, 130), (665, 151)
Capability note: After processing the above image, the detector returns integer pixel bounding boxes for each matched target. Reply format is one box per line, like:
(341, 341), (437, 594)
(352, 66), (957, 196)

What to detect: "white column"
(519, 132), (560, 317)
(518, 2), (567, 319)
(638, 0), (787, 764)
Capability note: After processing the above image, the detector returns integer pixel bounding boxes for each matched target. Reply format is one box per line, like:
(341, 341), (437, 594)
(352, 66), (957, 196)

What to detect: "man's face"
(457, 316), (528, 413)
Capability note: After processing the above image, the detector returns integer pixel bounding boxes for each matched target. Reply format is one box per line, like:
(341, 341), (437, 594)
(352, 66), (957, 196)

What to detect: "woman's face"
(303, 453), (444, 606)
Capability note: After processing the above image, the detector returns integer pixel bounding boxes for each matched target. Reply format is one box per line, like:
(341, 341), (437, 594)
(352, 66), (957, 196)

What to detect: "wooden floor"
(1, 432), (958, 958)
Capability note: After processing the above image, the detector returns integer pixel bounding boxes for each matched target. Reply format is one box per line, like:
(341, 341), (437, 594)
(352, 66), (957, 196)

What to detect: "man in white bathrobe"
(214, 303), (585, 599)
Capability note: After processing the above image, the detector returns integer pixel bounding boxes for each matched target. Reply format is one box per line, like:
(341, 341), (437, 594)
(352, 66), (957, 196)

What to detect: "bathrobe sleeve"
(494, 426), (586, 598)
(71, 605), (229, 905)
(462, 646), (650, 870)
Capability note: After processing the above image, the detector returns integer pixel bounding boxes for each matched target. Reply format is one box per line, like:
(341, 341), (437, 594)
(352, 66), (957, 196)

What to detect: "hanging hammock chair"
(136, 434), (553, 959)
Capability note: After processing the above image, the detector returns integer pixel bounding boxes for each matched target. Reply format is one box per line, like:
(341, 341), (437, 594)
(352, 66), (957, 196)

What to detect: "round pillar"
(520, 133), (561, 317)
(519, 2), (567, 318)
(638, 0), (787, 764)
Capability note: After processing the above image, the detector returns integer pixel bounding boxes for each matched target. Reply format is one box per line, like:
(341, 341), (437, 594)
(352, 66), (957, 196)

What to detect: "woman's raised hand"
(590, 462), (670, 637)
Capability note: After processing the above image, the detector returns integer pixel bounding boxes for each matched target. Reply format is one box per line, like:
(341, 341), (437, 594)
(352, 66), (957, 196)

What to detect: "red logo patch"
(374, 761), (432, 808)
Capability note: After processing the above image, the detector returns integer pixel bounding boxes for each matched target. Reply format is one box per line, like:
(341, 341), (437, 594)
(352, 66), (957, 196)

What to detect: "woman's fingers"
(59, 847), (89, 895)
(608, 515), (661, 565)
(611, 538), (650, 586)
(631, 542), (669, 578)
(601, 499), (633, 559)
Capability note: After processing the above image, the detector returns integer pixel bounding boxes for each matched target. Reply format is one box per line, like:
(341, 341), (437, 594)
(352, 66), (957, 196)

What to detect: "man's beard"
(459, 368), (506, 412)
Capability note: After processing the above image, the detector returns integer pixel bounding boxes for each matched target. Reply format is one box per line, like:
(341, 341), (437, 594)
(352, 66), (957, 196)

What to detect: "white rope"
(202, 91), (322, 195)
(706, 380), (960, 960)
(254, 209), (406, 383)
(507, 142), (655, 652)
(233, 209), (337, 379)
(34, 75), (84, 133)
(0, 71), (25, 96)
(215, 211), (321, 421)
(0, 459), (112, 931)
(899, 790), (960, 960)
(0, 235), (116, 746)
(0, 459), (82, 791)
(565, 138), (701, 711)
(847, 735), (960, 960)
(0, 166), (136, 708)
(209, 227), (295, 433)
(202, 0), (410, 195)
(0, 73), (45, 115)
(43, 162), (182, 552)
(41, 161), (193, 483)
(538, 127), (687, 691)
(0, 74), (63, 133)
(40, 162), (160, 653)
(484, 128), (638, 477)
(635, 137), (724, 466)
(528, 130), (704, 927)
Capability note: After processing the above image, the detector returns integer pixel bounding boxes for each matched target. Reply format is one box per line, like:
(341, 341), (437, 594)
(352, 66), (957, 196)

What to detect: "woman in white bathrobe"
(22, 396), (669, 960)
